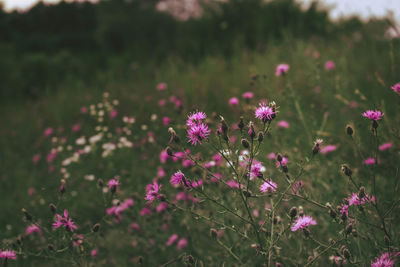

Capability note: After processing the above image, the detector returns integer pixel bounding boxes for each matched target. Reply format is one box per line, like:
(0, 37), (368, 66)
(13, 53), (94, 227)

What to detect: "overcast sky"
(1, 0), (399, 24)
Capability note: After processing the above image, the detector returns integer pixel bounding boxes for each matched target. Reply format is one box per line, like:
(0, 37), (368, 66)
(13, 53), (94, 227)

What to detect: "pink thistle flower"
(187, 123), (210, 145)
(157, 82), (167, 91)
(229, 97), (239, 106)
(324, 60), (335, 70)
(166, 234), (179, 246)
(362, 110), (384, 121)
(140, 206), (152, 216)
(260, 180), (277, 193)
(249, 161), (265, 181)
(364, 157), (375, 165)
(177, 238), (188, 250)
(107, 178), (120, 193)
(226, 180), (239, 189)
(348, 193), (375, 206)
(371, 252), (396, 267)
(158, 99), (167, 106)
(156, 202), (168, 212)
(0, 250), (17, 260)
(145, 181), (162, 203)
(275, 64), (289, 76)
(379, 142), (392, 151)
(53, 210), (77, 232)
(267, 153), (276, 160)
(255, 103), (275, 123)
(320, 145), (337, 154)
(26, 224), (42, 235)
(163, 116), (170, 126)
(170, 171), (191, 187)
(186, 111), (207, 127)
(391, 82), (400, 94)
(291, 215), (317, 232)
(90, 249), (98, 258)
(276, 156), (288, 168)
(72, 124), (81, 132)
(130, 222), (140, 231)
(80, 107), (88, 114)
(44, 127), (53, 137)
(32, 154), (40, 164)
(277, 120), (290, 128)
(242, 91), (254, 99)
(110, 110), (118, 119)
(157, 167), (166, 178)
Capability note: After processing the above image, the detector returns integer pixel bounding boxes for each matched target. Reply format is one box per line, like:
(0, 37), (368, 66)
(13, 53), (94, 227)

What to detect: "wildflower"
(26, 224), (42, 235)
(391, 83), (400, 94)
(157, 82), (167, 91)
(186, 111), (207, 127)
(107, 178), (119, 193)
(187, 123), (210, 145)
(145, 181), (162, 203)
(276, 156), (288, 168)
(275, 64), (290, 76)
(277, 120), (290, 128)
(362, 110), (384, 121)
(226, 180), (239, 189)
(242, 91), (254, 99)
(379, 143), (392, 151)
(110, 110), (118, 119)
(291, 215), (317, 232)
(44, 127), (53, 137)
(177, 238), (188, 250)
(312, 138), (323, 154)
(249, 161), (265, 180)
(53, 210), (77, 232)
(91, 249), (98, 258)
(163, 117), (170, 126)
(255, 103), (275, 123)
(371, 252), (396, 267)
(324, 61), (335, 70)
(0, 250), (17, 260)
(156, 202), (168, 213)
(364, 157), (375, 165)
(320, 145), (337, 154)
(170, 171), (190, 187)
(260, 180), (277, 193)
(166, 234), (179, 246)
(229, 97), (239, 106)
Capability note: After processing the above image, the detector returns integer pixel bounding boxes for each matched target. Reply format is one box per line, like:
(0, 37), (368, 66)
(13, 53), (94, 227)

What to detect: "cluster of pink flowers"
(170, 170), (192, 187)
(166, 234), (188, 249)
(255, 103), (275, 123)
(106, 198), (134, 221)
(53, 210), (77, 232)
(291, 215), (317, 232)
(391, 82), (400, 94)
(371, 252), (399, 267)
(186, 111), (210, 145)
(379, 142), (392, 151)
(340, 193), (375, 217)
(362, 110), (384, 121)
(0, 250), (17, 260)
(259, 180), (277, 193)
(275, 63), (289, 76)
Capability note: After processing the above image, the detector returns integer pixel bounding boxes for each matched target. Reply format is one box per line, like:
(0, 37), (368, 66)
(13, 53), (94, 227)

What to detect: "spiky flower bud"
(358, 186), (366, 199)
(257, 132), (264, 143)
(92, 223), (100, 232)
(241, 138), (250, 148)
(248, 122), (256, 139)
(238, 116), (245, 131)
(341, 164), (352, 177)
(289, 207), (297, 218)
(166, 146), (173, 156)
(345, 124), (355, 136)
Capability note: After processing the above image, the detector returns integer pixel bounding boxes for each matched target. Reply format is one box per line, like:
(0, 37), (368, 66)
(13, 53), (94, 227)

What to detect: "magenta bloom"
(157, 82), (167, 91)
(242, 91), (254, 99)
(163, 116), (170, 126)
(249, 161), (265, 181)
(276, 156), (288, 168)
(166, 234), (179, 246)
(145, 181), (162, 203)
(44, 127), (53, 137)
(324, 60), (335, 70)
(348, 193), (375, 206)
(255, 103), (275, 123)
(177, 238), (188, 250)
(391, 82), (400, 94)
(156, 202), (168, 212)
(0, 250), (17, 260)
(53, 210), (77, 232)
(364, 157), (375, 165)
(320, 145), (337, 154)
(26, 224), (42, 235)
(275, 64), (290, 76)
(226, 180), (239, 189)
(186, 111), (207, 127)
(379, 142), (392, 151)
(170, 171), (185, 186)
(371, 252), (396, 267)
(187, 123), (210, 145)
(107, 178), (120, 191)
(229, 97), (239, 106)
(362, 110), (384, 121)
(260, 180), (277, 193)
(277, 120), (290, 128)
(291, 215), (317, 232)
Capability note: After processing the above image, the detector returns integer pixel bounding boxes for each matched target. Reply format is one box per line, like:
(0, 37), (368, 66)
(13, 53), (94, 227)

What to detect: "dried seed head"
(21, 208), (32, 221)
(358, 186), (366, 199)
(92, 223), (100, 232)
(238, 116), (245, 131)
(49, 203), (57, 214)
(289, 207), (297, 218)
(210, 228), (218, 239)
(345, 124), (355, 136)
(257, 132), (264, 143)
(241, 138), (250, 148)
(341, 164), (352, 177)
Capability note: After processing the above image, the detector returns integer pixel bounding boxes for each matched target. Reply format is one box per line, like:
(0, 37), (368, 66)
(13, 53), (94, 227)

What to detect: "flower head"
(229, 97), (239, 106)
(242, 92), (254, 99)
(187, 123), (210, 145)
(362, 110), (384, 121)
(157, 82), (167, 91)
(260, 180), (277, 193)
(26, 224), (42, 235)
(379, 142), (392, 151)
(107, 178), (119, 193)
(170, 171), (191, 187)
(275, 64), (290, 76)
(255, 103), (275, 123)
(186, 111), (207, 127)
(0, 250), (17, 260)
(371, 252), (396, 267)
(324, 60), (335, 70)
(291, 215), (317, 232)
(391, 83), (400, 94)
(145, 181), (162, 203)
(53, 210), (77, 232)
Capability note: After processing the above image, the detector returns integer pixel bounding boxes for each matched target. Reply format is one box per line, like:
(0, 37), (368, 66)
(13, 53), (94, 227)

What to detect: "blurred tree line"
(0, 0), (392, 99)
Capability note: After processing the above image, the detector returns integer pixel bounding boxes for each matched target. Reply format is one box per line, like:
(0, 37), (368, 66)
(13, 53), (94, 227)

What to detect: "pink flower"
(229, 97), (239, 106)
(157, 167), (166, 178)
(291, 215), (317, 232)
(260, 180), (277, 193)
(110, 110), (118, 119)
(242, 92), (254, 99)
(276, 156), (288, 168)
(186, 111), (207, 127)
(0, 250), (17, 260)
(226, 180), (239, 189)
(320, 145), (337, 154)
(145, 181), (162, 203)
(26, 224), (42, 235)
(107, 199), (134, 220)
(107, 178), (120, 192)
(53, 210), (77, 232)
(177, 238), (188, 250)
(163, 117), (170, 126)
(44, 127), (53, 137)
(324, 60), (335, 70)
(364, 157), (375, 165)
(348, 193), (375, 206)
(130, 222), (140, 231)
(379, 142), (392, 151)
(80, 107), (88, 114)
(249, 161), (265, 180)
(156, 202), (168, 212)
(166, 234), (178, 246)
(170, 171), (190, 187)
(277, 120), (289, 128)
(72, 124), (81, 132)
(362, 110), (384, 121)
(255, 103), (275, 123)
(187, 123), (210, 145)
(371, 252), (396, 267)
(267, 153), (276, 160)
(157, 82), (167, 91)
(158, 99), (167, 106)
(32, 154), (40, 164)
(391, 82), (400, 94)
(140, 206), (152, 216)
(275, 64), (289, 76)
(91, 249), (98, 258)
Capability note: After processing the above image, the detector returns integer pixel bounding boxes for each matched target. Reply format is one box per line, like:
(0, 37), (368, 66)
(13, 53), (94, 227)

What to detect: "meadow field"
(0, 1), (399, 266)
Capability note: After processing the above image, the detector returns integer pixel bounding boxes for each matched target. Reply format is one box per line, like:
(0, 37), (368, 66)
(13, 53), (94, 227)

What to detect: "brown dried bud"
(220, 116), (228, 134)
(210, 228), (218, 239)
(346, 124), (355, 136)
(92, 223), (100, 232)
(48, 244), (54, 251)
(343, 248), (351, 259)
(277, 154), (283, 162)
(243, 191), (252, 198)
(49, 203), (57, 214)
(341, 164), (352, 177)
(257, 132), (264, 142)
(345, 223), (353, 235)
(22, 208), (32, 221)
(358, 186), (366, 199)
(248, 122), (256, 139)
(97, 179), (104, 187)
(303, 228), (310, 237)
(238, 117), (245, 131)
(166, 146), (173, 156)
(329, 208), (337, 219)
(289, 207), (297, 218)
(241, 138), (250, 148)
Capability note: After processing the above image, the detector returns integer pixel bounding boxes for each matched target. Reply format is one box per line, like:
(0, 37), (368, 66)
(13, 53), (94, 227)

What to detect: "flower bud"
(345, 223), (353, 235)
(343, 248), (351, 259)
(341, 164), (352, 176)
(92, 223), (100, 232)
(257, 132), (264, 143)
(97, 179), (104, 187)
(220, 116), (228, 134)
(21, 208), (32, 221)
(329, 208), (337, 219)
(289, 207), (297, 218)
(210, 228), (218, 239)
(358, 186), (366, 199)
(276, 154), (283, 162)
(48, 244), (54, 251)
(241, 138), (250, 148)
(345, 124), (355, 136)
(248, 122), (256, 139)
(166, 146), (173, 156)
(49, 203), (57, 214)
(238, 116), (245, 131)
